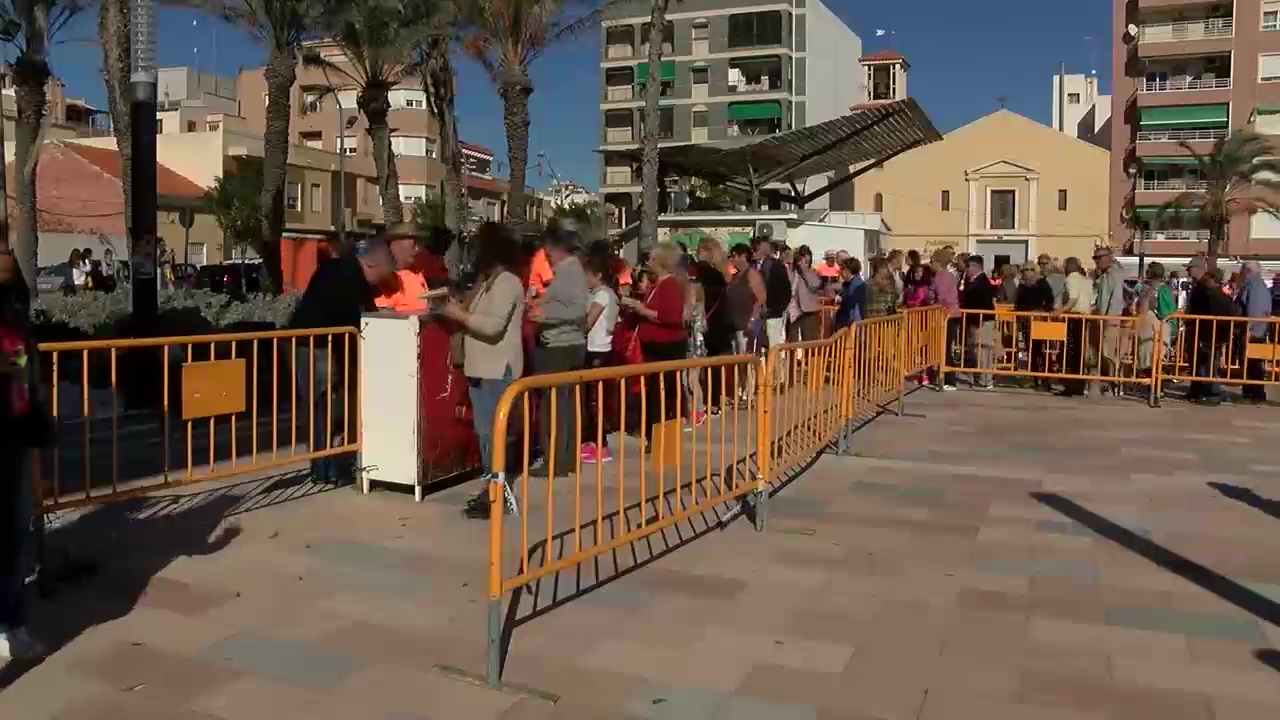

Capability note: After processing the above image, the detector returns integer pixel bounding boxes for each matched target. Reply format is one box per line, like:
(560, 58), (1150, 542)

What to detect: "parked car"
(195, 262), (267, 296)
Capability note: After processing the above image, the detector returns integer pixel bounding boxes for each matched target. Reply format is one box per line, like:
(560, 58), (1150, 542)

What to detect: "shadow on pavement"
(1208, 482), (1280, 523)
(1031, 492), (1280, 674)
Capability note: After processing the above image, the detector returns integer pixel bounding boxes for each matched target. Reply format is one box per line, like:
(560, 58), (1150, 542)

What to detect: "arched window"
(873, 193), (884, 213)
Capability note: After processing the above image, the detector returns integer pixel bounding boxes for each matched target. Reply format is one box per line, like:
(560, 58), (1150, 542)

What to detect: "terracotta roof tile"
(460, 141), (494, 156)
(62, 143), (206, 199)
(860, 49), (908, 64)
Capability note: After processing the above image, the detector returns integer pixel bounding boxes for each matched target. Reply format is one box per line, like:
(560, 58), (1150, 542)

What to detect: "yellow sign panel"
(182, 359), (247, 420)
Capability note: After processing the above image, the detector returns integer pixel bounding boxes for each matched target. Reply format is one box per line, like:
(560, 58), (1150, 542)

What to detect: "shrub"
(32, 289), (298, 337)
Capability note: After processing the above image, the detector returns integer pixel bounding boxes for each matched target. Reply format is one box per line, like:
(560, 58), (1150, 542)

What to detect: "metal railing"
(1138, 17), (1234, 43)
(1136, 128), (1226, 142)
(603, 171), (637, 186)
(1159, 314), (1280, 399)
(605, 44), (634, 59)
(482, 305), (947, 685)
(34, 327), (359, 512)
(1137, 229), (1211, 241)
(604, 85), (634, 102)
(604, 128), (634, 143)
(1139, 77), (1231, 92)
(1139, 179), (1208, 192)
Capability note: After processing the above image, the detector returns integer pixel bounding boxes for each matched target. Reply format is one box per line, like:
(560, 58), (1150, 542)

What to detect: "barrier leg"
(485, 597), (501, 688)
(752, 489), (767, 532)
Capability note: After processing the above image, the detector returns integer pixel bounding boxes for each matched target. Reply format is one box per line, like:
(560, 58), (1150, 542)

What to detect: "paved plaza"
(0, 389), (1278, 719)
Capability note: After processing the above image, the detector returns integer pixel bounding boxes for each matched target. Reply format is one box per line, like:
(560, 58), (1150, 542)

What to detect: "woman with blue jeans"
(440, 223), (526, 520)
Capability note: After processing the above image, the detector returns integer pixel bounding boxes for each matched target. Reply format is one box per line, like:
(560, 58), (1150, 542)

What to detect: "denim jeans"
(467, 367), (514, 474)
(0, 447), (31, 630)
(1191, 342), (1225, 401)
(294, 346), (354, 483)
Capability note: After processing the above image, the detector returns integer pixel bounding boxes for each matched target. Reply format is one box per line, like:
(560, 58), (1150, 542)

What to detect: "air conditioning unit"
(755, 220), (786, 242)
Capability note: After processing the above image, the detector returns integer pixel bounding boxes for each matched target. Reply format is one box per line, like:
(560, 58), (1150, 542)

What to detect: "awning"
(1139, 105), (1229, 127)
(1257, 104), (1280, 116)
(1135, 206), (1199, 216)
(730, 56), (780, 66)
(1141, 157), (1200, 166)
(635, 60), (675, 83)
(728, 101), (784, 122)
(669, 229), (709, 249)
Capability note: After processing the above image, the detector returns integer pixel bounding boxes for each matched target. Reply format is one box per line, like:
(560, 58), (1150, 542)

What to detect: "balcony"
(605, 127), (634, 143)
(605, 26), (635, 59)
(604, 109), (634, 144)
(1139, 179), (1208, 191)
(1136, 127), (1227, 142)
(603, 67), (635, 102)
(1137, 229), (1210, 241)
(1137, 17), (1233, 43)
(728, 56), (784, 94)
(1139, 76), (1230, 92)
(727, 100), (783, 137)
(604, 168), (637, 186)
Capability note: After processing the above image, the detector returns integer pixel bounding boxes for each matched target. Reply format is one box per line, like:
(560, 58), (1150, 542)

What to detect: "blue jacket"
(836, 276), (865, 328)
(1236, 274), (1271, 339)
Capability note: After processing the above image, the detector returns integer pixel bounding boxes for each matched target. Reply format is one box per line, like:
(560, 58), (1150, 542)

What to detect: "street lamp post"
(129, 0), (159, 324)
(0, 21), (18, 252)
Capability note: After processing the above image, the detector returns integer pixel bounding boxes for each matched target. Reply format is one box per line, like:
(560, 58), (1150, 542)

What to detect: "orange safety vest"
(374, 269), (429, 312)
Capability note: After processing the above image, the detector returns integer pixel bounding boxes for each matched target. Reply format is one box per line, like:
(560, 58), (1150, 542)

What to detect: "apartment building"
(156, 66), (240, 135)
(598, 0), (863, 228)
(1111, 0), (1280, 258)
(0, 64), (112, 143)
(1052, 72), (1112, 147)
(237, 40), (445, 218)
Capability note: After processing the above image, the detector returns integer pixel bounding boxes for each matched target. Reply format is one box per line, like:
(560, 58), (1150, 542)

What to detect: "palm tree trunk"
(422, 39), (465, 238)
(639, 0), (668, 252)
(11, 53), (50, 292)
(1208, 218), (1225, 268)
(361, 91), (404, 225)
(498, 69), (531, 226)
(259, 53), (294, 292)
(98, 0), (132, 231)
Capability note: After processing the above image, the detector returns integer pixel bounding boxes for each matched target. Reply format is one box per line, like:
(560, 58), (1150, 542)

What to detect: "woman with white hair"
(620, 242), (689, 442)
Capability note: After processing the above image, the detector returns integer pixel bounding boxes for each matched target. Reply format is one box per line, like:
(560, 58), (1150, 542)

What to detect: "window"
(1261, 53), (1280, 82)
(989, 189), (1016, 230)
(391, 89), (427, 109)
(873, 193), (883, 213)
(692, 110), (708, 128)
(940, 190), (950, 211)
(692, 19), (710, 56)
(300, 131), (323, 149)
(186, 120), (197, 132)
(156, 118), (163, 134)
(187, 242), (207, 266)
(1057, 189), (1068, 211)
(1264, 8), (1280, 31)
(206, 121), (221, 132)
(340, 135), (358, 155)
(639, 107), (674, 139)
(309, 183), (322, 212)
(1067, 93), (1081, 104)
(399, 183), (428, 204)
(390, 135), (430, 157)
(691, 67), (709, 85)
(302, 91), (322, 114)
(285, 182), (301, 211)
(727, 11), (783, 49)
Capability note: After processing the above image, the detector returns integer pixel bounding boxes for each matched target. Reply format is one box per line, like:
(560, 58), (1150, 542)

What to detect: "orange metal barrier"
(940, 309), (1158, 404)
(483, 305), (947, 685)
(1158, 314), (1280, 401)
(35, 327), (360, 511)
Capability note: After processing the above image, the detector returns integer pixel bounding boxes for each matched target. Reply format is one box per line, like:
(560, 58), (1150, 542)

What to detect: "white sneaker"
(502, 483), (519, 516)
(942, 384), (958, 392)
(0, 627), (49, 660)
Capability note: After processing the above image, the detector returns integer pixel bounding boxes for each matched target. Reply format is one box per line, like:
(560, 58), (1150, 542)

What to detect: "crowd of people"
(59, 247), (129, 295)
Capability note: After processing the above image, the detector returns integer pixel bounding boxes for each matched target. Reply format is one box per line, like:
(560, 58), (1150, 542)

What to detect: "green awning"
(730, 56), (780, 66)
(1141, 157), (1200, 166)
(727, 231), (752, 245)
(1257, 105), (1280, 116)
(728, 101), (783, 122)
(669, 229), (708, 249)
(1139, 105), (1229, 127)
(635, 60), (675, 83)
(1135, 206), (1199, 216)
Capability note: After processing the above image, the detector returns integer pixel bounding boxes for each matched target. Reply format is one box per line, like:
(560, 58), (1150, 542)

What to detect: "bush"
(32, 289), (298, 337)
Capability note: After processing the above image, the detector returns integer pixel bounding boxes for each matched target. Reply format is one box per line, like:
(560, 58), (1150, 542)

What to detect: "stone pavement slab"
(0, 388), (1278, 718)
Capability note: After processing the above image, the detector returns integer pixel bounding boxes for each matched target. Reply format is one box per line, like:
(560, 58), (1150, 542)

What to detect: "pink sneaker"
(597, 445), (613, 463)
(684, 410), (707, 432)
(580, 443), (598, 463)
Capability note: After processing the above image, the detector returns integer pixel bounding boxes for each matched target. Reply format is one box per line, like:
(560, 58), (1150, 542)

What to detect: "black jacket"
(287, 254), (378, 364)
(760, 258), (791, 320)
(960, 273), (996, 325)
(1015, 278), (1055, 313)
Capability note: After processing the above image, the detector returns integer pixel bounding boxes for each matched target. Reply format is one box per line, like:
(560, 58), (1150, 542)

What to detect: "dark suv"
(195, 262), (267, 296)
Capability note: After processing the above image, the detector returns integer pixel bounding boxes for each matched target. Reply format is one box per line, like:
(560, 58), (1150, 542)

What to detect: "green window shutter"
(1141, 157), (1200, 166)
(635, 60), (676, 84)
(1138, 105), (1229, 127)
(727, 101), (784, 121)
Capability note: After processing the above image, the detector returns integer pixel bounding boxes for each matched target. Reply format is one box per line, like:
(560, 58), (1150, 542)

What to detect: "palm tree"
(419, 31), (465, 237)
(639, 0), (673, 250)
(309, 0), (437, 225)
(223, 0), (315, 293)
(1156, 130), (1280, 265)
(459, 0), (616, 225)
(5, 0), (85, 288)
(97, 0), (130, 228)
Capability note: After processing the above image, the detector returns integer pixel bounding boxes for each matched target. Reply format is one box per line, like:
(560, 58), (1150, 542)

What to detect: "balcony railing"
(1139, 77), (1231, 92)
(1137, 229), (1210, 241)
(1139, 179), (1208, 192)
(604, 85), (634, 101)
(604, 170), (637, 185)
(728, 79), (783, 93)
(1136, 127), (1227, 142)
(605, 128), (634, 143)
(1138, 17), (1233, 43)
(606, 44), (634, 59)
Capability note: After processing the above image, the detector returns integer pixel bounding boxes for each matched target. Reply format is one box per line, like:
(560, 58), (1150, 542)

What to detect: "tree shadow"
(1031, 492), (1280, 674)
(1208, 482), (1280, 523)
(0, 473), (311, 688)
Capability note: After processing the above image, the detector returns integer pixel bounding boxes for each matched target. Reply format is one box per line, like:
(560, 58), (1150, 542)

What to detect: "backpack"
(1155, 284), (1176, 319)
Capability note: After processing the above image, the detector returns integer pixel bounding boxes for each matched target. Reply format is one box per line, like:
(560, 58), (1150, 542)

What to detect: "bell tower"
(860, 50), (909, 104)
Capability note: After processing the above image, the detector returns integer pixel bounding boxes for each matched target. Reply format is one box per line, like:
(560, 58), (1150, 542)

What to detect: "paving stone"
(847, 480), (946, 505)
(306, 539), (421, 571)
(621, 682), (722, 720)
(765, 495), (832, 520)
(203, 631), (364, 689)
(71, 641), (243, 707)
(976, 558), (1098, 584)
(712, 696), (817, 720)
(1102, 606), (1267, 644)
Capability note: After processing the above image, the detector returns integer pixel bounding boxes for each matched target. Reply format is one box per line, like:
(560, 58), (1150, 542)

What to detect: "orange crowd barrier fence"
(483, 304), (947, 685)
(33, 327), (360, 512)
(1158, 314), (1280, 400)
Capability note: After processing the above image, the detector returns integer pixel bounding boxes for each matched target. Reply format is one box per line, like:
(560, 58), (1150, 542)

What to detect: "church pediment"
(965, 159), (1039, 178)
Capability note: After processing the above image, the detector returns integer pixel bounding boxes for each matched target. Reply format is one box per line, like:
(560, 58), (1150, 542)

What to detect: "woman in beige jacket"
(441, 223), (525, 517)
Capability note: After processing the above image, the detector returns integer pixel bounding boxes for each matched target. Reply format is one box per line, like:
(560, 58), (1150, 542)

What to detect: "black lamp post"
(129, 0), (158, 325)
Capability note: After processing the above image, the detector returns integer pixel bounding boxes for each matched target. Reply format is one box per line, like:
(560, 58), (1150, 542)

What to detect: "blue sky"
(43, 0), (1111, 192)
